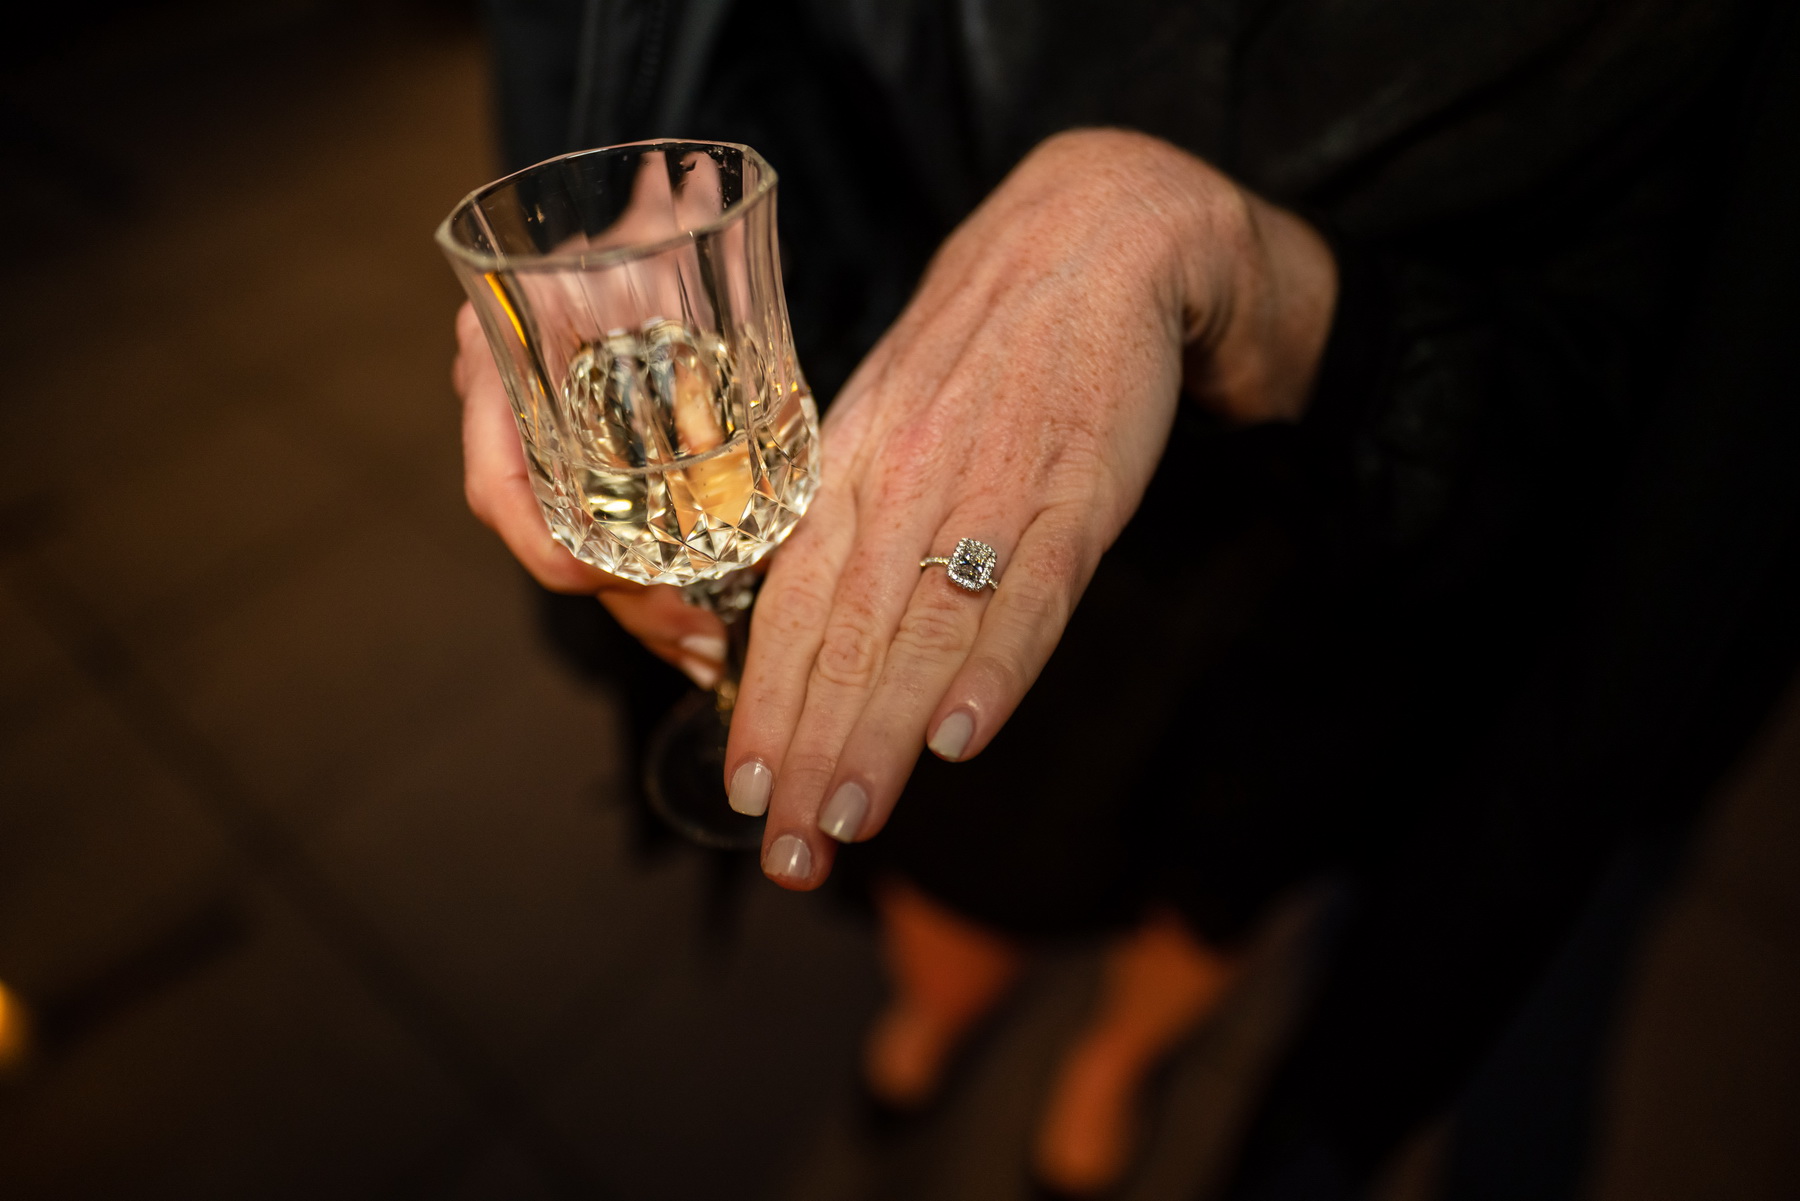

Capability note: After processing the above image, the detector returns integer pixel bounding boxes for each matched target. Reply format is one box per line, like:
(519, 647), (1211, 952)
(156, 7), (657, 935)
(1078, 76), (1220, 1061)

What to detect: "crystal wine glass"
(437, 142), (820, 848)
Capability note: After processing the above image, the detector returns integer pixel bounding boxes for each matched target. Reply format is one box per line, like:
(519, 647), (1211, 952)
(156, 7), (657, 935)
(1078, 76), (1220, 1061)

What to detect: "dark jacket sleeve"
(1217, 3), (1800, 1184)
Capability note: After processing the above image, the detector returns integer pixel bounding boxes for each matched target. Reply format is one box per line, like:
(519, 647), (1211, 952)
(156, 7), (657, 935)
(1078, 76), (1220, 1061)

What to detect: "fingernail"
(819, 780), (870, 842)
(680, 656), (721, 690)
(929, 710), (975, 761)
(763, 834), (813, 884)
(679, 633), (727, 663)
(729, 759), (772, 817)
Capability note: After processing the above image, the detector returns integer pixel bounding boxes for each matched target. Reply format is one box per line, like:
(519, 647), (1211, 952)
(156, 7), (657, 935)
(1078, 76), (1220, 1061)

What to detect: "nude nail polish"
(680, 656), (721, 690)
(819, 781), (870, 842)
(679, 633), (727, 663)
(729, 760), (772, 816)
(764, 833), (813, 884)
(929, 710), (975, 761)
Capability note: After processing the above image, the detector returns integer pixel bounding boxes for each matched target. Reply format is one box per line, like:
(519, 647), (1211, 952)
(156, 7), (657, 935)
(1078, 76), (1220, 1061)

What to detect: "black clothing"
(478, 0), (1800, 1191)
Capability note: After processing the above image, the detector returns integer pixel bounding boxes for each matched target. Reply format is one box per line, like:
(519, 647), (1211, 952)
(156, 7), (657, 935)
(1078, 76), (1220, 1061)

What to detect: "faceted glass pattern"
(438, 142), (819, 585)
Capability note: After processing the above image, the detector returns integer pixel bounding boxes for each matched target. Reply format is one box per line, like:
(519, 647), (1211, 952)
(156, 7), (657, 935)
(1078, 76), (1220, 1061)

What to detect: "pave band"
(921, 538), (1000, 592)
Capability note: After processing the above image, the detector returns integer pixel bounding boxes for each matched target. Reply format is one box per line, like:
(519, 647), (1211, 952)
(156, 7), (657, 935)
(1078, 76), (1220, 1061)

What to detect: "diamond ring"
(921, 538), (1000, 592)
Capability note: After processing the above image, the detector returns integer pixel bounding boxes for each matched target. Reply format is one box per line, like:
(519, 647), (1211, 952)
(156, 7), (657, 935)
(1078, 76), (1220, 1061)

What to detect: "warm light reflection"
(0, 980), (28, 1072)
(483, 272), (527, 345)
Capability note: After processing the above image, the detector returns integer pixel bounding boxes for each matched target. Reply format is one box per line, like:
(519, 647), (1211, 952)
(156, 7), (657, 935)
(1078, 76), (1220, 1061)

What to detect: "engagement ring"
(921, 538), (1000, 592)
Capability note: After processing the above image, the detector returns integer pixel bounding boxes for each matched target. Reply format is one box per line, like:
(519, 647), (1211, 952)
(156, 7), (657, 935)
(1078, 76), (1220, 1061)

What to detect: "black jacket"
(479, 1), (1800, 1191)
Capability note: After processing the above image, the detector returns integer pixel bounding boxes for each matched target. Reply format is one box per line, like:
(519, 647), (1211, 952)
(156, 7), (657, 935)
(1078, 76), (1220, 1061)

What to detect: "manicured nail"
(680, 656), (721, 690)
(929, 710), (975, 761)
(728, 759), (772, 817)
(763, 833), (812, 884)
(679, 633), (728, 663)
(819, 781), (870, 842)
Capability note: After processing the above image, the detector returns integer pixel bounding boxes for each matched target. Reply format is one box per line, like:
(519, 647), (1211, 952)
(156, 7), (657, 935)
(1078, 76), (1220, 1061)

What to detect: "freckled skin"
(456, 128), (1337, 888)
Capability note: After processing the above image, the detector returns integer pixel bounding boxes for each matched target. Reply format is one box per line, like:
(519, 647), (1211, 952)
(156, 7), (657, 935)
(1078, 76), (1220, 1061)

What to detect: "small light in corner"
(0, 979), (29, 1075)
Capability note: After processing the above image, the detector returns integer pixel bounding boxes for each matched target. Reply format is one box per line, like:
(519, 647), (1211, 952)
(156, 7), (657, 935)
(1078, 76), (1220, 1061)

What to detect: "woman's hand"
(454, 301), (732, 688)
(726, 129), (1337, 887)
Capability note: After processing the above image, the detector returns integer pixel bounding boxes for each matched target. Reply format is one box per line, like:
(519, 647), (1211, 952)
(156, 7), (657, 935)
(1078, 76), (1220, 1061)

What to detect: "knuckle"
(523, 554), (574, 592)
(962, 651), (1030, 705)
(1042, 420), (1107, 476)
(537, 564), (598, 596)
(757, 573), (833, 639)
(891, 600), (970, 661)
(813, 617), (884, 690)
(885, 417), (942, 471)
(869, 420), (952, 505)
(778, 748), (840, 794)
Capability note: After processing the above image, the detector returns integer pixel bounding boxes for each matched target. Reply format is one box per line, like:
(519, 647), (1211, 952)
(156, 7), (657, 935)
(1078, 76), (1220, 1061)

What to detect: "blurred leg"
(864, 875), (1025, 1109)
(1034, 909), (1241, 1195)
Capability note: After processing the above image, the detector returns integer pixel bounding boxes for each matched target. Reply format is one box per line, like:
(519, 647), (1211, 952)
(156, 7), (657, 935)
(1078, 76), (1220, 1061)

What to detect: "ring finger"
(817, 507), (1091, 845)
(744, 514), (996, 886)
(810, 518), (1016, 845)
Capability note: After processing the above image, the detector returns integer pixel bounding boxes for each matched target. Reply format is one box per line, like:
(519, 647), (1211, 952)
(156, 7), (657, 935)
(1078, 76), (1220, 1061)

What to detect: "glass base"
(643, 689), (766, 851)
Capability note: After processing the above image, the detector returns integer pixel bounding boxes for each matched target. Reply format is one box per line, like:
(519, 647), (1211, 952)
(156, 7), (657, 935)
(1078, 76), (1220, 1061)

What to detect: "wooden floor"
(0, 5), (1794, 1200)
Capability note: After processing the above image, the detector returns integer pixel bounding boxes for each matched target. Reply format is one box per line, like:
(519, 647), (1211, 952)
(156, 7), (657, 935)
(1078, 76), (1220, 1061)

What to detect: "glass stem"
(680, 570), (759, 717)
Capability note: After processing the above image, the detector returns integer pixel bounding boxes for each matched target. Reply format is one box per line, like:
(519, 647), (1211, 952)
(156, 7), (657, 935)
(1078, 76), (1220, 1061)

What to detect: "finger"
(598, 586), (730, 689)
(924, 507), (1093, 764)
(745, 487), (965, 887)
(455, 304), (613, 595)
(814, 523), (1010, 844)
(719, 492), (858, 877)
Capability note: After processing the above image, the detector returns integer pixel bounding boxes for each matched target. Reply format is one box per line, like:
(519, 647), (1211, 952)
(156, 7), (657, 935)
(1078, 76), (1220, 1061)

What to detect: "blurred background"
(0, 3), (1796, 1199)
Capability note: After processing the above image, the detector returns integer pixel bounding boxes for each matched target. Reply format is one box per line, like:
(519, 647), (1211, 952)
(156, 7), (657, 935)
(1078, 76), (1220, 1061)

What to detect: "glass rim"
(435, 139), (778, 274)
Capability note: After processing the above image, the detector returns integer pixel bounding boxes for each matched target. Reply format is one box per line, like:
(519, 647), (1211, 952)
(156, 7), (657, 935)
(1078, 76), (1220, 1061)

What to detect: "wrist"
(1043, 129), (1337, 424)
(1198, 194), (1338, 424)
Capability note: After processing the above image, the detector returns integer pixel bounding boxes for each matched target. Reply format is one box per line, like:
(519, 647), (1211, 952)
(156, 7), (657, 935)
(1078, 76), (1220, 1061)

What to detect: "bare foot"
(1033, 910), (1240, 1195)
(864, 876), (1025, 1109)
